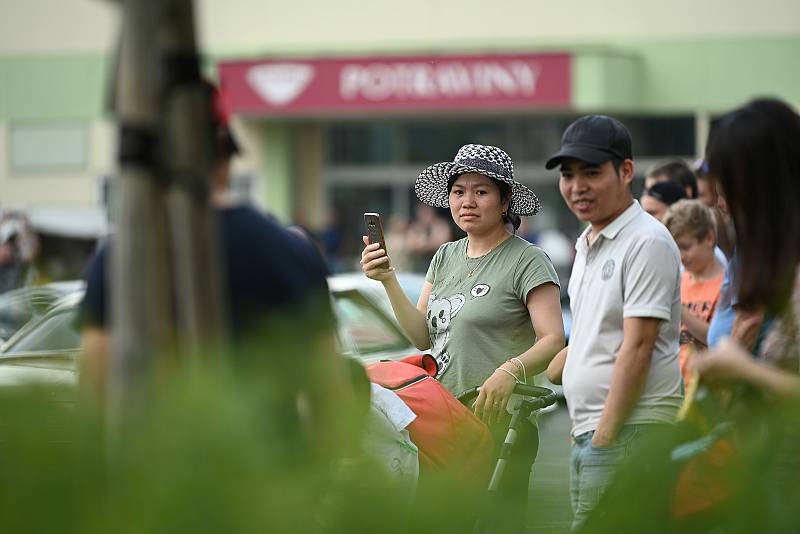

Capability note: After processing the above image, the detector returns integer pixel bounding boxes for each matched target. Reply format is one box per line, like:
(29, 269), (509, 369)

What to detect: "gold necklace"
(465, 254), (489, 278)
(464, 235), (508, 278)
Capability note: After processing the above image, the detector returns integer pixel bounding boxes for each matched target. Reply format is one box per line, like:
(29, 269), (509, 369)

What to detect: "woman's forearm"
(382, 277), (431, 350)
(510, 333), (565, 380)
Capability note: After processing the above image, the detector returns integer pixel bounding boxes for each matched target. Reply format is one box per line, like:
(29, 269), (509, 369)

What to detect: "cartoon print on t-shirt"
(427, 293), (466, 377)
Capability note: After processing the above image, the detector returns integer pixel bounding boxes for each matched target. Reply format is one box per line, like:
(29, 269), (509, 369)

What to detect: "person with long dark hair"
(695, 98), (800, 397)
(693, 98), (800, 532)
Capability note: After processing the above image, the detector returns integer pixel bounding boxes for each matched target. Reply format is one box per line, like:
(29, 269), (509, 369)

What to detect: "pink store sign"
(218, 53), (571, 115)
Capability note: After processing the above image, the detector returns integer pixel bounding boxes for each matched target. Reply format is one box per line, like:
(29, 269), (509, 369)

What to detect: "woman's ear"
(500, 191), (512, 213)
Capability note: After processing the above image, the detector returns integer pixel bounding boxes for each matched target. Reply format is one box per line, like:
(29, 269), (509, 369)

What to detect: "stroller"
(365, 354), (557, 533)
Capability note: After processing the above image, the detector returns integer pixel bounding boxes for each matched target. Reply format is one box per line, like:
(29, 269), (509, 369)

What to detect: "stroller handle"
(456, 384), (555, 407)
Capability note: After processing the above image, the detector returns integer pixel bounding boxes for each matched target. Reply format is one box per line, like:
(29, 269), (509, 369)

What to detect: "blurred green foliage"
(0, 362), (485, 534)
(579, 390), (800, 534)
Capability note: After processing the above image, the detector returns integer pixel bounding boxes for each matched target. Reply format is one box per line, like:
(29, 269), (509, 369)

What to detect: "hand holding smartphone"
(364, 212), (391, 269)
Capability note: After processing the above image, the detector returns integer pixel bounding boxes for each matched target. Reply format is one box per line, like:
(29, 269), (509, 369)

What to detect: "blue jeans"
(569, 424), (651, 532)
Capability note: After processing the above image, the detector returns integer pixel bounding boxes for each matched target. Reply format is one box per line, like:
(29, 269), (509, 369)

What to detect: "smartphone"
(364, 212), (390, 267)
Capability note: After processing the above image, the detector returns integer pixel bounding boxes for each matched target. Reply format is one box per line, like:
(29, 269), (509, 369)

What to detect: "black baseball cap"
(545, 115), (633, 170)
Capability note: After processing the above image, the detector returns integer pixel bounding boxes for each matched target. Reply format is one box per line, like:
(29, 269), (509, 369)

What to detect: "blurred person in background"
(694, 160), (717, 208)
(405, 203), (452, 273)
(704, 179), (767, 353)
(644, 159), (698, 200)
(640, 181), (687, 221)
(384, 214), (412, 272)
(362, 143), (565, 534)
(319, 209), (344, 274)
(696, 159), (736, 259)
(0, 211), (40, 294)
(693, 97), (800, 532)
(79, 81), (357, 474)
(545, 115), (682, 531)
(643, 180), (729, 269)
(662, 200), (724, 387)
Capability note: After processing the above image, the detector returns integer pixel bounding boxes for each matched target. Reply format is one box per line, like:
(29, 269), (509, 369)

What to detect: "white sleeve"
(622, 237), (680, 320)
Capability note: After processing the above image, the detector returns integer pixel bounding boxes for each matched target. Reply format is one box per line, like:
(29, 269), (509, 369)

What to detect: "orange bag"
(366, 356), (493, 482)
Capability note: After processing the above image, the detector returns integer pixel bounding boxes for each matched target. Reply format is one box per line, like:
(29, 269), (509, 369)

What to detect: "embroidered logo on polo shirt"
(601, 259), (615, 281)
(470, 284), (491, 298)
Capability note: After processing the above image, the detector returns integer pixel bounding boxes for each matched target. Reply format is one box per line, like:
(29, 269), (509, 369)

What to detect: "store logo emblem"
(247, 63), (314, 106)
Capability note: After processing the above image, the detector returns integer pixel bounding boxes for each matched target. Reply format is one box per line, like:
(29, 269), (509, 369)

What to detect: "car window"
(3, 309), (80, 354)
(332, 290), (409, 355)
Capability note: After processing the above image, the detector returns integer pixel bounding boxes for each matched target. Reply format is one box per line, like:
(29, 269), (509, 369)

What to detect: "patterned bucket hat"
(414, 144), (540, 216)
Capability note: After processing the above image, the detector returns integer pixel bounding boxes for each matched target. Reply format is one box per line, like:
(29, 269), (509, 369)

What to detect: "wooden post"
(158, 0), (229, 360)
(108, 0), (174, 418)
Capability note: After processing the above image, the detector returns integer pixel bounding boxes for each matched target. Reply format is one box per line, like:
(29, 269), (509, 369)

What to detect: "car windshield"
(3, 309), (80, 355)
(332, 289), (409, 356)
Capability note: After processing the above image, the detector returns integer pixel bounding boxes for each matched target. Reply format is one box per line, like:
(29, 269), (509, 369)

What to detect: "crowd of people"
(2, 83), (797, 532)
(362, 98), (800, 532)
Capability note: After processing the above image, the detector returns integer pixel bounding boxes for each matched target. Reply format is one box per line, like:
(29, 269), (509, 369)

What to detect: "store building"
(1, 0), (799, 271)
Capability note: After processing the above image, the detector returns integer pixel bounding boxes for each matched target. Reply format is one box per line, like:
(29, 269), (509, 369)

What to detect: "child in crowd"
(663, 200), (725, 386)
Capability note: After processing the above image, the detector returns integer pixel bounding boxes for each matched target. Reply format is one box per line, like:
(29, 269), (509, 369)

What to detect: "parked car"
(0, 272), (567, 392)
(0, 281), (84, 342)
(327, 272), (425, 364)
(0, 290), (83, 391)
(0, 274), (426, 388)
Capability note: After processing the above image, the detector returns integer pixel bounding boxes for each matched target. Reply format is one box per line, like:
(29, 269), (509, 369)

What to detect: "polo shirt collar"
(598, 200), (641, 240)
(575, 200), (641, 252)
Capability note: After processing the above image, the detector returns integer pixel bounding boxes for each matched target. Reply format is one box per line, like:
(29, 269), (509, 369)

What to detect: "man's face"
(559, 158), (634, 230)
(641, 194), (669, 222)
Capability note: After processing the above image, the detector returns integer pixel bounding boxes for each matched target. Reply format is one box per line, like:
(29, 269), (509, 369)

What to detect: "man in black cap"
(544, 115), (683, 530)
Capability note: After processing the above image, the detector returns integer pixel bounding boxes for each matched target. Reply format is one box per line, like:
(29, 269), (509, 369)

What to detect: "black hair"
(643, 181), (688, 206)
(646, 160), (698, 199)
(447, 174), (522, 232)
(706, 98), (800, 313)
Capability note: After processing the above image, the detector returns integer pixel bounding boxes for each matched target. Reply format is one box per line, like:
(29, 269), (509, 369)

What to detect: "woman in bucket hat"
(361, 144), (565, 533)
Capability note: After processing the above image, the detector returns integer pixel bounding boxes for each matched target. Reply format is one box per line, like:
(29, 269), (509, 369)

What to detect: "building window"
(618, 116), (695, 157)
(10, 122), (88, 172)
(325, 114), (695, 166)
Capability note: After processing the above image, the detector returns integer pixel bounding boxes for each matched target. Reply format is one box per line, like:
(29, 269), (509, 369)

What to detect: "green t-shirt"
(424, 235), (560, 397)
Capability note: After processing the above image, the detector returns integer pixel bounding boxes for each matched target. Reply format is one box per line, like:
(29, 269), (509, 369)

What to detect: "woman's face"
(641, 194), (669, 222)
(448, 173), (509, 234)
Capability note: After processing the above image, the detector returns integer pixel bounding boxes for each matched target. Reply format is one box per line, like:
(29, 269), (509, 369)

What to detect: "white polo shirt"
(563, 200), (683, 437)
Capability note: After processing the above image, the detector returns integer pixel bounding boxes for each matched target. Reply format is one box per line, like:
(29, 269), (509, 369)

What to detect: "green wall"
(0, 56), (109, 120)
(630, 36), (800, 112)
(570, 35), (800, 112)
(261, 123), (292, 221)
